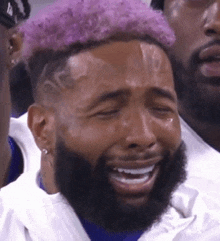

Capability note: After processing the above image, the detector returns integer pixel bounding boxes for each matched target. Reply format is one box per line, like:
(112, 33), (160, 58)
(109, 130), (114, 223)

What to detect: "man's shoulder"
(180, 118), (207, 147)
(0, 172), (38, 239)
(180, 118), (220, 178)
(0, 171), (39, 205)
(175, 118), (220, 223)
(0, 171), (91, 241)
(9, 113), (28, 133)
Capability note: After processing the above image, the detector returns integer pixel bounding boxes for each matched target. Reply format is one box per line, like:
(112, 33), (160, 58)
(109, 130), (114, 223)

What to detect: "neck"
(40, 156), (59, 194)
(180, 106), (220, 152)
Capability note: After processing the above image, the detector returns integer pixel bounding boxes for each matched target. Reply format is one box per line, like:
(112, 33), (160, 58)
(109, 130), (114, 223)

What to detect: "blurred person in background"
(150, 0), (220, 199)
(0, 0), (40, 188)
(149, 0), (220, 239)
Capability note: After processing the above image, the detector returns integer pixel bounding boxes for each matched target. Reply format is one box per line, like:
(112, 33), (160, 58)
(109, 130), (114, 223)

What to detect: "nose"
(204, 2), (220, 36)
(123, 109), (156, 151)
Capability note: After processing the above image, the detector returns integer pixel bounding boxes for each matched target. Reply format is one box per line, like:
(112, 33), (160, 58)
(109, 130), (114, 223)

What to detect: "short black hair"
(0, 0), (30, 28)
(150, 0), (164, 10)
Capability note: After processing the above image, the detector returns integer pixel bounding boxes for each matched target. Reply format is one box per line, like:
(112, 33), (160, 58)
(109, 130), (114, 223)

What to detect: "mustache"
(104, 151), (169, 162)
(190, 39), (220, 66)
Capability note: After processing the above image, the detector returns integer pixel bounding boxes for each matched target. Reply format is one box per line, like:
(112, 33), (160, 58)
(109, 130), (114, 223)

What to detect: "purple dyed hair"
(20, 0), (175, 59)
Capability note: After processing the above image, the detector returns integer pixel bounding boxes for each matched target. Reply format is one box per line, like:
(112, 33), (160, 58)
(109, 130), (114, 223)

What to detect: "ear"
(28, 104), (56, 154)
(8, 31), (23, 66)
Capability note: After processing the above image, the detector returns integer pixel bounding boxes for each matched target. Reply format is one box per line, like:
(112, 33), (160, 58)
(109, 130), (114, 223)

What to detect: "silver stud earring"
(11, 59), (18, 65)
(42, 149), (48, 155)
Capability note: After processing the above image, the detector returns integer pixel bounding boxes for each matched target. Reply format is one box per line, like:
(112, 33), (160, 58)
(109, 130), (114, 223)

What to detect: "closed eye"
(152, 107), (172, 112)
(150, 106), (174, 118)
(95, 109), (120, 119)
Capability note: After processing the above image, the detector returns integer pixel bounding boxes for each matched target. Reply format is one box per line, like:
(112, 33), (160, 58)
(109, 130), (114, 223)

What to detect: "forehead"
(65, 40), (173, 94)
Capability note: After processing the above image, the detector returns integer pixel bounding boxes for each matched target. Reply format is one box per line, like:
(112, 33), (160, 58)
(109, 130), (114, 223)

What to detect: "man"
(0, 0), (40, 187)
(150, 0), (220, 196)
(0, 0), (189, 240)
(0, 0), (13, 185)
(146, 0), (220, 239)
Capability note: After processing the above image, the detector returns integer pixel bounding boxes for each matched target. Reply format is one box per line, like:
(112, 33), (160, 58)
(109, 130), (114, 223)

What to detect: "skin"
(164, 0), (220, 151)
(0, 23), (23, 187)
(0, 24), (11, 187)
(28, 40), (181, 207)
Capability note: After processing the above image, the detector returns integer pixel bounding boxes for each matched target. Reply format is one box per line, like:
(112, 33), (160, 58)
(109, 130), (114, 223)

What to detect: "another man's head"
(0, 0), (30, 81)
(22, 0), (186, 233)
(0, 0), (30, 109)
(0, 0), (30, 187)
(151, 0), (220, 133)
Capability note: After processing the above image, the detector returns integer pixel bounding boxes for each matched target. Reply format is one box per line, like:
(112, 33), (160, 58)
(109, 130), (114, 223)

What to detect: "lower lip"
(200, 61), (220, 77)
(109, 165), (160, 197)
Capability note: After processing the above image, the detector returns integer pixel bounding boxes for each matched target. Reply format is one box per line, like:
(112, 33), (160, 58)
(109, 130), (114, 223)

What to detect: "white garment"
(171, 119), (220, 216)
(9, 113), (41, 173)
(164, 118), (220, 240)
(181, 118), (220, 182)
(0, 171), (90, 241)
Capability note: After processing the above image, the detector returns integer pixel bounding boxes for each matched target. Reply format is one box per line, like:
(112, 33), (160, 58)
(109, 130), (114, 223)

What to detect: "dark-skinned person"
(149, 0), (220, 239)
(0, 0), (191, 240)
(151, 0), (220, 184)
(0, 0), (41, 188)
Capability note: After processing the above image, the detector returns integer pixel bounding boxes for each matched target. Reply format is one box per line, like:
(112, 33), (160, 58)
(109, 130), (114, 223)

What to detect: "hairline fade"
(29, 35), (171, 104)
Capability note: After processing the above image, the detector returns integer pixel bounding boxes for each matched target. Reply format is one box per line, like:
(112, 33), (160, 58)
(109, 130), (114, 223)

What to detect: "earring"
(42, 149), (48, 155)
(11, 59), (18, 65)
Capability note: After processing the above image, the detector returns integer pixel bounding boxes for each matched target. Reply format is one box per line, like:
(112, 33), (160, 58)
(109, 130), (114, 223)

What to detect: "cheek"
(58, 119), (122, 165)
(153, 116), (181, 153)
(166, 7), (202, 66)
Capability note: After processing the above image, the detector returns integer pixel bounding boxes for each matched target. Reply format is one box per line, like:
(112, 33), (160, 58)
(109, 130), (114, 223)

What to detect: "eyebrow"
(151, 87), (176, 103)
(86, 89), (130, 111)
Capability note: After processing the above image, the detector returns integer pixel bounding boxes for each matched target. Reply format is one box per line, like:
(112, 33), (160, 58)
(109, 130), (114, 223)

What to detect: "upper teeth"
(113, 165), (155, 175)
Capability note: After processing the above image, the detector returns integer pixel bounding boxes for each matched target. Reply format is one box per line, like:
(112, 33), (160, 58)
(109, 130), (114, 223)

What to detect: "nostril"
(205, 29), (217, 36)
(128, 142), (155, 149)
(128, 143), (138, 149)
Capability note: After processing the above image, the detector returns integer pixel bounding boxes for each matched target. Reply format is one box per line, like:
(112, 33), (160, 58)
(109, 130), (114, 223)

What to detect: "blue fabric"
(7, 137), (23, 184)
(80, 217), (143, 241)
(39, 174), (45, 190)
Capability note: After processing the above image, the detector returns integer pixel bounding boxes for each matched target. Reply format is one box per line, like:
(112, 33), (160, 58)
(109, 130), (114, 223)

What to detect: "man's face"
(164, 0), (220, 124)
(54, 40), (185, 232)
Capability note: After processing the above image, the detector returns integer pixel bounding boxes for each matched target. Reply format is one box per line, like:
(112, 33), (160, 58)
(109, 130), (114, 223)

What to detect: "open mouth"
(110, 165), (155, 185)
(108, 163), (160, 196)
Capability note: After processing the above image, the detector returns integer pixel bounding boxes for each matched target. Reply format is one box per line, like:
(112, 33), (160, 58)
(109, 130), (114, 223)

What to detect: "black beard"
(55, 139), (186, 233)
(170, 41), (220, 125)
